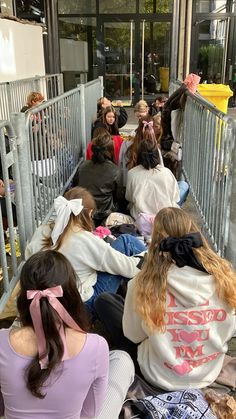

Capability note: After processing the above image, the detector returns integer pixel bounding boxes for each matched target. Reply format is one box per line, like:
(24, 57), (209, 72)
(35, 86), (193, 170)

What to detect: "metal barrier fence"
(0, 77), (103, 313)
(0, 121), (26, 310)
(181, 91), (236, 263)
(78, 76), (103, 153)
(0, 74), (64, 121)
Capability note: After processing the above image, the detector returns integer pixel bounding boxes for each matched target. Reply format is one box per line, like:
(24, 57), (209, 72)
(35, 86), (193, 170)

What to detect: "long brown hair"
(17, 250), (90, 398)
(102, 106), (119, 135)
(126, 115), (160, 170)
(43, 187), (96, 251)
(135, 207), (236, 333)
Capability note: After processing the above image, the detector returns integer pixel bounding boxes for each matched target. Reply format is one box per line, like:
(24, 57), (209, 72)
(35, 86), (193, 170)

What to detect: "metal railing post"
(79, 84), (87, 157)
(6, 82), (12, 115)
(99, 76), (104, 98)
(225, 120), (236, 268)
(58, 73), (64, 95)
(11, 113), (34, 243)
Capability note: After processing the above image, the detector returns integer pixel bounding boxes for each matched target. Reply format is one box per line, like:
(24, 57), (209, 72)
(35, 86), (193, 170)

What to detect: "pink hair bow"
(27, 285), (84, 369)
(142, 120), (153, 128)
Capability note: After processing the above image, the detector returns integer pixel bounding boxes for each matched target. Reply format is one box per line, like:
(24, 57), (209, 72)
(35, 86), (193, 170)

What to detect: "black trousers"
(94, 292), (141, 373)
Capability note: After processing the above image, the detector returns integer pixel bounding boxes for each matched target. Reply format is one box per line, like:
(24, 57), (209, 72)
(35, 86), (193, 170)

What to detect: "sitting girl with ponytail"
(73, 130), (123, 225)
(119, 114), (163, 187)
(125, 137), (180, 224)
(95, 207), (236, 391)
(0, 250), (109, 417)
(125, 136), (188, 233)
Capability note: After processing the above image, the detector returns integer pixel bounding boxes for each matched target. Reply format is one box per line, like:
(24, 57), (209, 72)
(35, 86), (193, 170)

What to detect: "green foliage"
(198, 44), (224, 79)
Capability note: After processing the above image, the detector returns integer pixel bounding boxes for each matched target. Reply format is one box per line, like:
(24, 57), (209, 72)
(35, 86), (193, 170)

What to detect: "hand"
(0, 179), (5, 197)
(115, 100), (123, 107)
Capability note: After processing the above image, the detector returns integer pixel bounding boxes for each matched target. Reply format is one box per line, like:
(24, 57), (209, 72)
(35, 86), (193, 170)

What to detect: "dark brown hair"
(91, 131), (115, 164)
(137, 138), (161, 169)
(43, 187), (96, 250)
(101, 106), (119, 135)
(17, 250), (90, 398)
(92, 127), (108, 139)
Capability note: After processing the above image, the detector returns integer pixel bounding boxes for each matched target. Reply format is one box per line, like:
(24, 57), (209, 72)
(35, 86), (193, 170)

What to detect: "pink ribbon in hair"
(142, 120), (154, 128)
(27, 285), (84, 369)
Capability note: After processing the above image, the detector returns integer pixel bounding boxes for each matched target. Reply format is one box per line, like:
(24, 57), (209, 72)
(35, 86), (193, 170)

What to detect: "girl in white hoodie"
(95, 207), (236, 390)
(25, 187), (146, 316)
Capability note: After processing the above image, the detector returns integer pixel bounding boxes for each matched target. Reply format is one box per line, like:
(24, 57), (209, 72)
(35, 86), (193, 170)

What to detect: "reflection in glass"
(58, 0), (96, 14)
(15, 0), (44, 22)
(59, 17), (97, 91)
(139, 0), (173, 13)
(196, 0), (233, 13)
(197, 19), (228, 83)
(104, 22), (134, 101)
(99, 0), (136, 13)
(141, 22), (171, 94)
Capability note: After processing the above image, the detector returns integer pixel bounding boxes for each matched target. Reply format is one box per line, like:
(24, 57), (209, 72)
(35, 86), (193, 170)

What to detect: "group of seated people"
(0, 91), (235, 418)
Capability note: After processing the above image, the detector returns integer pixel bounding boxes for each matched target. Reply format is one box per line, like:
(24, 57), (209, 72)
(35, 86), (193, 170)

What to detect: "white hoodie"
(123, 264), (236, 390)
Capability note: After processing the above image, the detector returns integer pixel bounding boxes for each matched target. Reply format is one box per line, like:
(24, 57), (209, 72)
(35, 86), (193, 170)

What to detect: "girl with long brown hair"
(0, 250), (136, 418)
(26, 187), (146, 316)
(0, 250), (109, 417)
(95, 207), (236, 391)
(95, 97), (128, 132)
(119, 114), (163, 186)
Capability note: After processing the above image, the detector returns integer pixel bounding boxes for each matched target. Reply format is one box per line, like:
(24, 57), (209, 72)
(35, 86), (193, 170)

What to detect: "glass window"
(139, 0), (173, 13)
(196, 1), (232, 13)
(0, 0), (14, 15)
(197, 19), (227, 83)
(58, 0), (96, 14)
(58, 17), (97, 90)
(104, 21), (134, 101)
(15, 0), (44, 22)
(99, 0), (136, 13)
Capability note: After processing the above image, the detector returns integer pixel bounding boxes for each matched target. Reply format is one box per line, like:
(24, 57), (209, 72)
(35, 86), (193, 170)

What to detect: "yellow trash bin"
(197, 84), (233, 114)
(159, 67), (169, 92)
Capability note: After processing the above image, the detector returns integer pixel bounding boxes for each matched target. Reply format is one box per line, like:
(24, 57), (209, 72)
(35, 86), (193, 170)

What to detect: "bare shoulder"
(9, 327), (38, 356)
(65, 329), (87, 357)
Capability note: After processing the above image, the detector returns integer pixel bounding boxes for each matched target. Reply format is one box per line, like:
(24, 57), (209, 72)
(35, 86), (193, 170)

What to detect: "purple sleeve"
(81, 336), (109, 418)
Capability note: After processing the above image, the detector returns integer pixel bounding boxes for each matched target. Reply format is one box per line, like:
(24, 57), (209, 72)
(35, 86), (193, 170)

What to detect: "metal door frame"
(98, 14), (172, 104)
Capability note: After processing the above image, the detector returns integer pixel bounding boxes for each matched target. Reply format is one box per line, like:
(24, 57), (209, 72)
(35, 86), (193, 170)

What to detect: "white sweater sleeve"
(25, 224), (50, 259)
(99, 240), (141, 278)
(172, 173), (180, 204)
(72, 232), (143, 279)
(125, 171), (133, 203)
(122, 278), (147, 343)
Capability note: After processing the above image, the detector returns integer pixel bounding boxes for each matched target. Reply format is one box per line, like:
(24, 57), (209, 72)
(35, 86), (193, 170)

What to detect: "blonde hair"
(134, 100), (149, 116)
(135, 207), (236, 333)
(43, 187), (96, 251)
(27, 92), (44, 107)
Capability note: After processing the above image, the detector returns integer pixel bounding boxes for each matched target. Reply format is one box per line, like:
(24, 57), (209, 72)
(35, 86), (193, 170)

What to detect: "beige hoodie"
(123, 264), (236, 390)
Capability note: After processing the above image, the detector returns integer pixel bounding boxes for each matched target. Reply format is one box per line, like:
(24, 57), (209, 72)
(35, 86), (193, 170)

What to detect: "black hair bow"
(159, 232), (207, 272)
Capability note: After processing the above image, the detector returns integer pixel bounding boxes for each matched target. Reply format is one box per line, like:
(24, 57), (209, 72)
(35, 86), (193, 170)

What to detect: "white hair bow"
(51, 196), (83, 245)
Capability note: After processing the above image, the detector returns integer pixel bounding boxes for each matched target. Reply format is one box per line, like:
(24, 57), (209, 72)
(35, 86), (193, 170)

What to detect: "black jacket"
(161, 84), (187, 145)
(73, 160), (123, 221)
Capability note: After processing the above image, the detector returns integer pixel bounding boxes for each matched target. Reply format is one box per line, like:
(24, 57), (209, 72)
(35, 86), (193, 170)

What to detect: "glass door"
(195, 18), (230, 83)
(103, 21), (134, 105)
(140, 20), (171, 100)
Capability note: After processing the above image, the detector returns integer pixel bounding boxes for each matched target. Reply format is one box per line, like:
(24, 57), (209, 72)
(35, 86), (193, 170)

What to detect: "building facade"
(1, 0), (236, 104)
